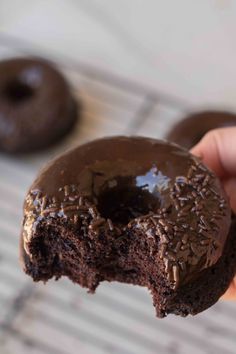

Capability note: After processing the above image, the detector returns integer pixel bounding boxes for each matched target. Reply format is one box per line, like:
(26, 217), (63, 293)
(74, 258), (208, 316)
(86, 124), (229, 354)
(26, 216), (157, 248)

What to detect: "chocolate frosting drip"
(22, 137), (231, 289)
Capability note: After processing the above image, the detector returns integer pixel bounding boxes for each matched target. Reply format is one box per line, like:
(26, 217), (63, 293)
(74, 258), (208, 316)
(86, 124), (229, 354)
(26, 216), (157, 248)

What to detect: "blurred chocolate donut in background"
(0, 57), (79, 154)
(165, 111), (236, 149)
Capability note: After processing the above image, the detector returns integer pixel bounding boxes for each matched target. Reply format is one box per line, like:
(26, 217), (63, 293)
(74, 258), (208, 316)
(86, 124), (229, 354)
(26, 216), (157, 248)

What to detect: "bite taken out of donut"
(20, 136), (236, 317)
(0, 57), (79, 153)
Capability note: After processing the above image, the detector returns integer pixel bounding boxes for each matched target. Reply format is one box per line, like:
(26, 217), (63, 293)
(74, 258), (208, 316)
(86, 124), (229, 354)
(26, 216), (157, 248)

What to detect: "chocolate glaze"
(21, 137), (231, 290)
(0, 57), (78, 153)
(166, 111), (236, 149)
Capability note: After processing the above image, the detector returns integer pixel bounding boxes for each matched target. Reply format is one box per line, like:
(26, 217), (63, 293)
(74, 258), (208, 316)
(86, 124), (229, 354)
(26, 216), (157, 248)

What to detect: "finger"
(191, 127), (236, 178)
(221, 277), (236, 300)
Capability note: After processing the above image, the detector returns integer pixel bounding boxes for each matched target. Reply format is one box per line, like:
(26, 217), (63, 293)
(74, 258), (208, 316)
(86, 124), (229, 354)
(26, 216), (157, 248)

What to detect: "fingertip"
(190, 129), (224, 176)
(191, 127), (236, 178)
(221, 277), (236, 300)
(190, 143), (204, 160)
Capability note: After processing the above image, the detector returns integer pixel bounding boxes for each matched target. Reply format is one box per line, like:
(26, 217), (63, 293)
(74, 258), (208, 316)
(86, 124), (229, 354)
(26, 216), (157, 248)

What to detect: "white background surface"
(0, 2), (236, 354)
(2, 0), (236, 108)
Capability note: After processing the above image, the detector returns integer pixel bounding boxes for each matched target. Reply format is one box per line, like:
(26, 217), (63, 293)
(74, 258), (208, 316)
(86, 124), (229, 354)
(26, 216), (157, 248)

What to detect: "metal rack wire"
(0, 33), (235, 354)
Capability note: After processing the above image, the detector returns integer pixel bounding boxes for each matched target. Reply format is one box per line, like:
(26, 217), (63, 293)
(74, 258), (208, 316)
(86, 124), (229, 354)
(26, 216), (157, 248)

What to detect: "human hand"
(191, 127), (236, 300)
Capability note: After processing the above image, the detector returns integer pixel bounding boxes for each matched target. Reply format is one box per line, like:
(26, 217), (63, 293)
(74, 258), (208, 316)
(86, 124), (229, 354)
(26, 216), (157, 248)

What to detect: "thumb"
(222, 277), (236, 300)
(191, 127), (236, 179)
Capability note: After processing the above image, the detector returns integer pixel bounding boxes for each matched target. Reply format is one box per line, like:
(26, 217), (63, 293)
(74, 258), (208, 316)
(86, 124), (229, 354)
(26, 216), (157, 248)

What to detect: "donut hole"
(3, 79), (34, 103)
(97, 177), (160, 226)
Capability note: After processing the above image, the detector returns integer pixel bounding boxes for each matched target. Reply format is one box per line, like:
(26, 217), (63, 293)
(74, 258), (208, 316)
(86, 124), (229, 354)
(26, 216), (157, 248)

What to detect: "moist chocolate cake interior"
(23, 173), (171, 314)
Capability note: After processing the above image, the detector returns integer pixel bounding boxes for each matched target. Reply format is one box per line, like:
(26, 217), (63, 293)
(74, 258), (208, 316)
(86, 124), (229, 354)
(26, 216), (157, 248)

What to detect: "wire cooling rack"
(0, 33), (235, 354)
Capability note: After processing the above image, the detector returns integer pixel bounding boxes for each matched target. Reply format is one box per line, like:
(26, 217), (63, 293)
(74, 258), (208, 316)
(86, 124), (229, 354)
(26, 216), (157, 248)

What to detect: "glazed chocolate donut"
(20, 136), (236, 317)
(166, 111), (236, 149)
(0, 57), (78, 153)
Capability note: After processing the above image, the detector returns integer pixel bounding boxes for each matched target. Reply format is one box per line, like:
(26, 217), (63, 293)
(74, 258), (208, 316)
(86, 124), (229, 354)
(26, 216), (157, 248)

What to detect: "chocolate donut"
(20, 136), (236, 317)
(0, 57), (78, 153)
(166, 111), (236, 149)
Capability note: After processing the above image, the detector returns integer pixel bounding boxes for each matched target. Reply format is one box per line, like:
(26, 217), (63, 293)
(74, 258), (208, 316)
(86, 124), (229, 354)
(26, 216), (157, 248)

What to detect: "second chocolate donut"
(165, 110), (236, 149)
(0, 57), (79, 153)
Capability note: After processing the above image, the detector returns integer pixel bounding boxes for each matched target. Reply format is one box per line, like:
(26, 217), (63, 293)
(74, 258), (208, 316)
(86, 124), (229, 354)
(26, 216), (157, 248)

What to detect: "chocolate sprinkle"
(132, 156), (231, 288)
